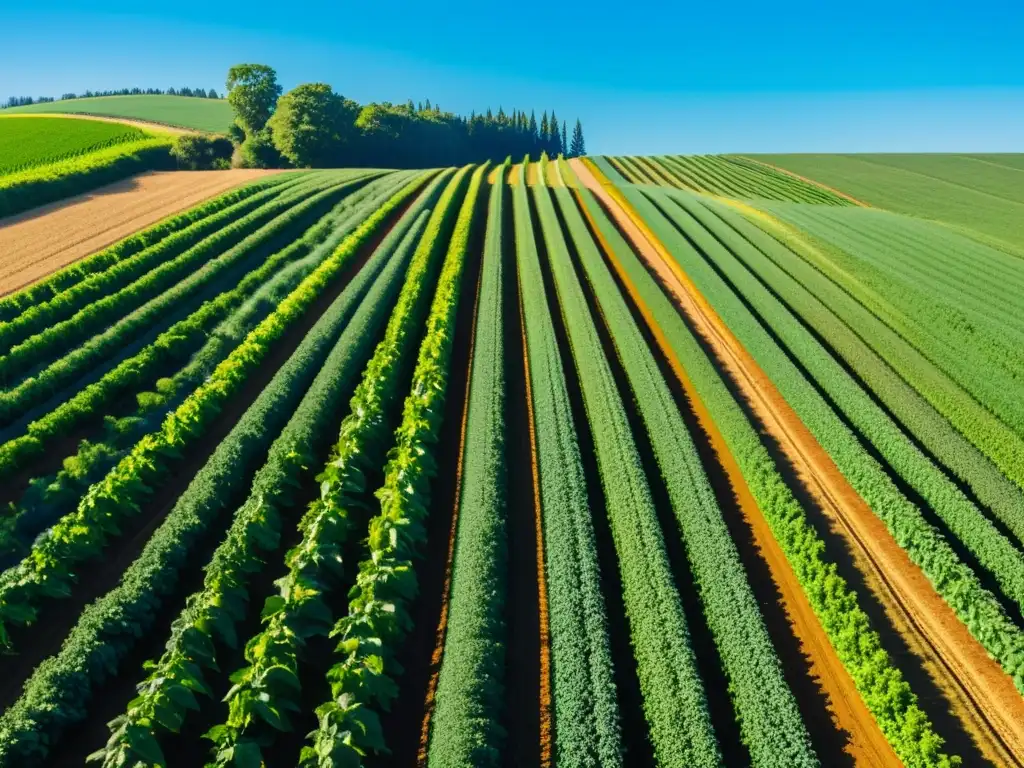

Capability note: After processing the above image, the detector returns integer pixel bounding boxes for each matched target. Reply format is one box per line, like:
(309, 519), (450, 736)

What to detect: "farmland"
(4, 95), (234, 133)
(0, 144), (1023, 768)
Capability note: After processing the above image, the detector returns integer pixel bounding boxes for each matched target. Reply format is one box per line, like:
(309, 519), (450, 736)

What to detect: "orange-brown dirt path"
(571, 157), (1024, 767)
(0, 169), (282, 297)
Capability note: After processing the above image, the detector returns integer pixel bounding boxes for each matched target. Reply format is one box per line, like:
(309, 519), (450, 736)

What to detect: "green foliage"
(0, 174), (307, 356)
(268, 83), (360, 168)
(0, 173), (348, 423)
(568, 119), (586, 158)
(0, 137), (173, 218)
(0, 174), (431, 767)
(426, 160), (511, 766)
(0, 174), (293, 323)
(573, 179), (959, 768)
(238, 128), (282, 169)
(551, 176), (817, 765)
(0, 174), (428, 657)
(226, 63), (282, 136)
(298, 163), (483, 766)
(527, 161), (719, 767)
(92, 181), (439, 768)
(0, 116), (149, 175)
(169, 133), (233, 169)
(1, 174), (409, 556)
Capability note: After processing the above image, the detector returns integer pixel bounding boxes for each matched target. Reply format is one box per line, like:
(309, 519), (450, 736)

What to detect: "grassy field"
(749, 153), (1024, 249)
(3, 95), (234, 133)
(0, 116), (150, 176)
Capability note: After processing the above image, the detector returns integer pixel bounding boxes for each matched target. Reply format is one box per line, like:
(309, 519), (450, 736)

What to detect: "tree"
(268, 83), (359, 167)
(207, 88), (219, 99)
(528, 110), (538, 143)
(549, 110), (561, 155)
(170, 135), (234, 169)
(570, 119), (586, 158)
(540, 111), (550, 143)
(226, 63), (282, 136)
(239, 129), (283, 168)
(562, 121), (569, 158)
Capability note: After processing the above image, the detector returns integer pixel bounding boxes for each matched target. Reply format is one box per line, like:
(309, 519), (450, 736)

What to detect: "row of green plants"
(552, 171), (818, 766)
(0, 174), (295, 322)
(505, 160), (622, 767)
(0, 174), (431, 655)
(425, 160), (510, 766)
(0, 179), (427, 766)
(659, 188), (1024, 615)
(297, 164), (485, 766)
(0, 171), (316, 352)
(726, 155), (850, 204)
(699, 197), (1024, 546)
(0, 137), (175, 219)
(639, 185), (1024, 692)
(0, 173), (418, 555)
(530, 159), (720, 767)
(0, 174), (351, 427)
(204, 170), (465, 766)
(0, 125), (152, 176)
(759, 202), (1024, 491)
(578, 163), (958, 767)
(90, 184), (445, 768)
(0, 172), (345, 386)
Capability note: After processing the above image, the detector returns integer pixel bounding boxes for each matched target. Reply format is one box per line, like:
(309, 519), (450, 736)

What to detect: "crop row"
(0, 170), (318, 352)
(0, 173), (430, 656)
(92, 175), (448, 767)
(298, 163), (486, 766)
(580, 159), (956, 767)
(553, 165), (817, 766)
(504, 159), (623, 767)
(0, 137), (175, 219)
(0, 173), (433, 766)
(696, 197), (1024, 546)
(426, 159), (511, 766)
(657, 188), (1024, 618)
(638, 185), (1024, 693)
(530, 158), (721, 767)
(202, 169), (465, 766)
(0, 171), (347, 386)
(0, 173), (419, 557)
(0, 173), (296, 322)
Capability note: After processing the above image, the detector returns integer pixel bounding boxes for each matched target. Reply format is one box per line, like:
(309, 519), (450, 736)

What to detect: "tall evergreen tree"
(528, 110), (538, 143)
(562, 120), (569, 158)
(570, 118), (586, 157)
(549, 110), (561, 155)
(540, 111), (550, 144)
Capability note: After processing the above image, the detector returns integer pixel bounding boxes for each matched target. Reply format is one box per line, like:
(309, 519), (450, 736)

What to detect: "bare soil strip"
(735, 157), (870, 207)
(571, 157), (1024, 766)
(0, 169), (282, 296)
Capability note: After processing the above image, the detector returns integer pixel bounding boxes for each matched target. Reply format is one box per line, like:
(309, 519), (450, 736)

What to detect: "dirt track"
(0, 169), (281, 296)
(571, 157), (1024, 766)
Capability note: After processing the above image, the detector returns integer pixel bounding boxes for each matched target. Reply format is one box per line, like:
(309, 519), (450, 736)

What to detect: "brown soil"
(571, 157), (1024, 766)
(0, 169), (283, 296)
(736, 157), (870, 207)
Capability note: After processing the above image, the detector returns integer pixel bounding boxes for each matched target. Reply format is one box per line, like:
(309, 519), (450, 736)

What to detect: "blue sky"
(2, 1), (1023, 153)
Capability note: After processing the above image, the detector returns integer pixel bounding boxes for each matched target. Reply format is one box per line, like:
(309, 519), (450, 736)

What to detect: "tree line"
(219, 63), (587, 169)
(3, 87), (220, 110)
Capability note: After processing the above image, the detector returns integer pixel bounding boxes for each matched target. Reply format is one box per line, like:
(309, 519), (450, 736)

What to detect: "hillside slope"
(4, 95), (233, 133)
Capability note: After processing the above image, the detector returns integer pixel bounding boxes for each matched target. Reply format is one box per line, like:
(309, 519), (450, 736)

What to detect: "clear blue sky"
(2, 0), (1023, 153)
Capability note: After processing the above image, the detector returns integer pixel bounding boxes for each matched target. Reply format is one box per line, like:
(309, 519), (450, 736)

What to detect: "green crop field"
(4, 95), (235, 133)
(748, 153), (1024, 250)
(0, 116), (151, 175)
(0, 146), (1023, 768)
